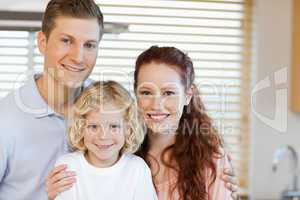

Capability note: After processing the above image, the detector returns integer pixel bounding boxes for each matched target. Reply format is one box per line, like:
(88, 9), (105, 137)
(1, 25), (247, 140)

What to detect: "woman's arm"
(208, 154), (234, 200)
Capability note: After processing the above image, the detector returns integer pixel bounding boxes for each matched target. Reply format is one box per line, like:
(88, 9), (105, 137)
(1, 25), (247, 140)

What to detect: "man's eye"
(85, 43), (97, 49)
(61, 38), (70, 44)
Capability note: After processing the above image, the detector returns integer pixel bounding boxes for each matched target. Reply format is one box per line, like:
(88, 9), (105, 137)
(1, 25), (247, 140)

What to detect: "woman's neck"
(147, 131), (176, 157)
(36, 73), (81, 116)
(146, 131), (178, 185)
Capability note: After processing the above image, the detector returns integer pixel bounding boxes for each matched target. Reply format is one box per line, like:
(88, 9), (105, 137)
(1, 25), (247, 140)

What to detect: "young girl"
(54, 80), (158, 200)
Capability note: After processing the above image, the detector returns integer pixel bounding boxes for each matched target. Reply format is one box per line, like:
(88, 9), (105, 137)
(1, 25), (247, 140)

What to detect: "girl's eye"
(87, 124), (100, 132)
(109, 124), (121, 129)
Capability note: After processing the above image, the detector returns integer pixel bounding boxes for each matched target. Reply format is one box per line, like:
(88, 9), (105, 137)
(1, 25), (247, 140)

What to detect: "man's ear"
(37, 31), (47, 55)
(185, 85), (194, 106)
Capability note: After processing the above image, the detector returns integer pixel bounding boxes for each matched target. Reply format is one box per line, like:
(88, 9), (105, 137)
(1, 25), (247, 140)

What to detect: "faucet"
(272, 145), (299, 192)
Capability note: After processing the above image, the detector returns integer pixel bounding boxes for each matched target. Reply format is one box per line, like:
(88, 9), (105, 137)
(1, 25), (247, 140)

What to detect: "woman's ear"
(37, 31), (47, 55)
(185, 85), (194, 105)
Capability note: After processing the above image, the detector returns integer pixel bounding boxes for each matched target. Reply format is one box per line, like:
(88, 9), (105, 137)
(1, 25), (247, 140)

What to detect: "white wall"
(250, 0), (300, 199)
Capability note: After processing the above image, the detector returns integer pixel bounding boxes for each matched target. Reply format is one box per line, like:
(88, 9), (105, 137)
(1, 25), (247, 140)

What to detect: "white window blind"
(0, 31), (34, 98)
(0, 0), (252, 191)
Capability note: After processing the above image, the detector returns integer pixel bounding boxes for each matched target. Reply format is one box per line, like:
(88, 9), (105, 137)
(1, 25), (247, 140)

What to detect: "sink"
(282, 190), (300, 200)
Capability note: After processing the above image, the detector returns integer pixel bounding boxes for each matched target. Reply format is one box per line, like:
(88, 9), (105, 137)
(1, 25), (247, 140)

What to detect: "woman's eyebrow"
(161, 85), (179, 90)
(137, 86), (152, 90)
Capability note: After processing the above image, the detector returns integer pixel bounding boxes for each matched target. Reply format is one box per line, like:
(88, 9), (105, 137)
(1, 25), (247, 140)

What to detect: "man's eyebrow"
(86, 39), (98, 43)
(60, 33), (72, 38)
(60, 33), (98, 43)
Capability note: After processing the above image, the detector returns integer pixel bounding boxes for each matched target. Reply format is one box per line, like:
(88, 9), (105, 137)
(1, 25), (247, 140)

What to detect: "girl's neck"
(84, 151), (121, 168)
(36, 73), (81, 116)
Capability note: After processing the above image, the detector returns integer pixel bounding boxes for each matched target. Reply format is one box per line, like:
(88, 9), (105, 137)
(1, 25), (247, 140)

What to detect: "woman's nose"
(150, 95), (164, 110)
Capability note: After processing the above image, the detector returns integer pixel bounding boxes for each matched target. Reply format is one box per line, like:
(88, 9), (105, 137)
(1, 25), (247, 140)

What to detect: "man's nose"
(69, 44), (84, 64)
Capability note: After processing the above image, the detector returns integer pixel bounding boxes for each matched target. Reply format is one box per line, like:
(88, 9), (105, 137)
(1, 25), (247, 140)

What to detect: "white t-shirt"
(55, 152), (158, 200)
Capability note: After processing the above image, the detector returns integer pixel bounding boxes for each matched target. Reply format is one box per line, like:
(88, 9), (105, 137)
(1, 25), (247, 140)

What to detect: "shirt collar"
(17, 73), (93, 119)
(17, 73), (56, 118)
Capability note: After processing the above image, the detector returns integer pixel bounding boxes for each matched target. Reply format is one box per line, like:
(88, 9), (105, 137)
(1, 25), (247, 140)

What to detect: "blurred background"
(0, 0), (299, 199)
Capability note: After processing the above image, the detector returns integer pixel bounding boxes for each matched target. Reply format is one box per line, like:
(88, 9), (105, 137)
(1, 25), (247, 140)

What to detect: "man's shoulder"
(0, 85), (36, 142)
(0, 91), (17, 110)
(0, 87), (30, 122)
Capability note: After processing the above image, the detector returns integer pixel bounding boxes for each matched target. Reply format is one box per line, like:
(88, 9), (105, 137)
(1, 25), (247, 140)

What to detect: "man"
(0, 0), (238, 199)
(0, 0), (103, 199)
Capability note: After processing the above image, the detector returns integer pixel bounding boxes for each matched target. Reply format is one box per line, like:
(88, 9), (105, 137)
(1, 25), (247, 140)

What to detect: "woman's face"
(136, 62), (192, 135)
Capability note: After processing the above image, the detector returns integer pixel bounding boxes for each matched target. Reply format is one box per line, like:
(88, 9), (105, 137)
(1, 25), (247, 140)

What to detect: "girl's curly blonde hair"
(68, 80), (145, 154)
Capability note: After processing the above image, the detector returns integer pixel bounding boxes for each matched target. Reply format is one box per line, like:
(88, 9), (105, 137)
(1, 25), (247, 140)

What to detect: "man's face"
(38, 16), (101, 88)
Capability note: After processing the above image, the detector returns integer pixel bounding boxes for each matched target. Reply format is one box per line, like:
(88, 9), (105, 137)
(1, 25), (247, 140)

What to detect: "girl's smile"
(83, 103), (127, 168)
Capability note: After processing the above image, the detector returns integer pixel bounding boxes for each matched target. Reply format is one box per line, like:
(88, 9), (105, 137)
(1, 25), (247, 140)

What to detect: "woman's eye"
(163, 91), (175, 96)
(139, 91), (151, 96)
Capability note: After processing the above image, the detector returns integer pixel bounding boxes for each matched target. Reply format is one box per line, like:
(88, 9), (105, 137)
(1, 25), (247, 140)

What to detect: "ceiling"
(0, 0), (128, 33)
(0, 0), (49, 12)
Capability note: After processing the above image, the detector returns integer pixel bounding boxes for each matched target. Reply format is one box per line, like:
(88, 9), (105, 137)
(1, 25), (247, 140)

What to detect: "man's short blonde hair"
(42, 0), (104, 39)
(68, 80), (145, 154)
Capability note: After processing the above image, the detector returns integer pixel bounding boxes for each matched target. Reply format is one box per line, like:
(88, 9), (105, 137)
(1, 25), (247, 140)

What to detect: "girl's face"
(136, 62), (192, 135)
(83, 102), (127, 168)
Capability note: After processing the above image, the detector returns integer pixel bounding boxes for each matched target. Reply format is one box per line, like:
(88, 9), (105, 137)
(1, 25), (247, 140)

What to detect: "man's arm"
(0, 137), (9, 183)
(221, 154), (239, 200)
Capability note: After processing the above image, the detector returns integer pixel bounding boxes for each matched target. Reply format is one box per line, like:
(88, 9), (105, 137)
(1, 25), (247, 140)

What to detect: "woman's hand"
(221, 154), (239, 200)
(45, 164), (76, 200)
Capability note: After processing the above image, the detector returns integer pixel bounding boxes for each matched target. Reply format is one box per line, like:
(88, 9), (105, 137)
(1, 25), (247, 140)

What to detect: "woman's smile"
(146, 113), (170, 122)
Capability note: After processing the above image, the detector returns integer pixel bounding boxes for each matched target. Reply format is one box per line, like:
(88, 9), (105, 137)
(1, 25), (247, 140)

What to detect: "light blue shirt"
(0, 74), (90, 200)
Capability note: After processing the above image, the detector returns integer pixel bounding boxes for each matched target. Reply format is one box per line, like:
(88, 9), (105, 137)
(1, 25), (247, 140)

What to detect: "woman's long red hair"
(134, 46), (223, 200)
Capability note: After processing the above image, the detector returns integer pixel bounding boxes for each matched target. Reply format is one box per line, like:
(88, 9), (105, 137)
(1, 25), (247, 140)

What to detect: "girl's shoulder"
(122, 154), (150, 170)
(55, 151), (82, 167)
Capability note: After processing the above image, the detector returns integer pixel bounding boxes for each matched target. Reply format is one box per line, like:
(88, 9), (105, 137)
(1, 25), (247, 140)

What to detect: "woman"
(133, 46), (233, 199)
(46, 46), (239, 200)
